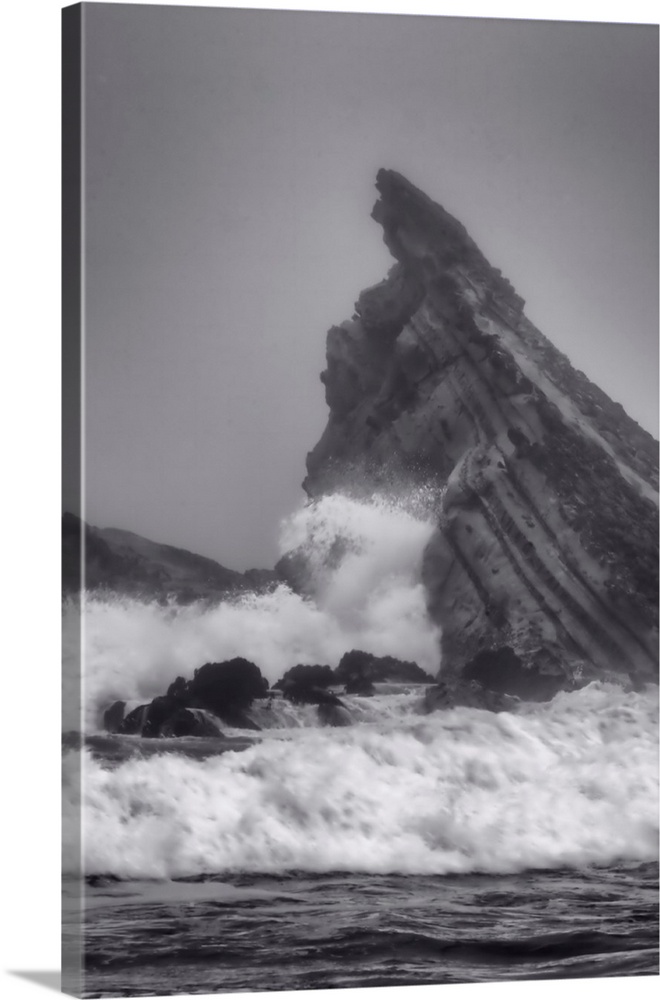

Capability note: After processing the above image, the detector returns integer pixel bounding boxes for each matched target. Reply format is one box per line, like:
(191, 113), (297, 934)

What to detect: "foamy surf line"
(65, 683), (659, 880)
(65, 492), (442, 732)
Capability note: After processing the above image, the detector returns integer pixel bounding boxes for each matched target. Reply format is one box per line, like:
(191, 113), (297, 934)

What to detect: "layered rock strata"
(304, 169), (659, 694)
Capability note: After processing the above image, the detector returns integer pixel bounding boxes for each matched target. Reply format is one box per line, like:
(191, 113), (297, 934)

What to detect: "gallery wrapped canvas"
(62, 3), (659, 997)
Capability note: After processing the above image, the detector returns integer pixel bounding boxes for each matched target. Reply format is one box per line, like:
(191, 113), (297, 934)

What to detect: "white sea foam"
(66, 493), (440, 731)
(63, 490), (658, 881)
(224, 688), (424, 734)
(64, 683), (659, 879)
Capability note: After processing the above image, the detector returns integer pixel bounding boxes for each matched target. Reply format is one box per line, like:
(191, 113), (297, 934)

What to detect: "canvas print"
(62, 3), (659, 997)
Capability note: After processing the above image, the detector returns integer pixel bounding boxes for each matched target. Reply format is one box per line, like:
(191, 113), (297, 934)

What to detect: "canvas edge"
(62, 3), (84, 997)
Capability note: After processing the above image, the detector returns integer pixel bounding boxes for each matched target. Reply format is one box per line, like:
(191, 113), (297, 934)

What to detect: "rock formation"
(304, 169), (659, 695)
(335, 650), (434, 688)
(62, 512), (278, 601)
(115, 658), (270, 737)
(273, 663), (337, 691)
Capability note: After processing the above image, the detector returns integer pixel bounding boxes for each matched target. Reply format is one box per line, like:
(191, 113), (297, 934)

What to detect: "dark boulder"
(282, 680), (345, 708)
(336, 649), (433, 686)
(188, 658), (269, 718)
(317, 702), (352, 727)
(113, 660), (268, 738)
(462, 646), (566, 701)
(166, 675), (189, 701)
(159, 707), (223, 738)
(373, 655), (434, 683)
(214, 707), (262, 731)
(143, 695), (184, 737)
(118, 704), (150, 735)
(118, 695), (183, 737)
(103, 700), (126, 733)
(86, 874), (122, 888)
(273, 663), (336, 690)
(344, 675), (375, 696)
(335, 649), (375, 684)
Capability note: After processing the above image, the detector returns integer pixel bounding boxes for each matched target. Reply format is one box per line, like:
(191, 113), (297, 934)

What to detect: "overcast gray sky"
(77, 4), (658, 570)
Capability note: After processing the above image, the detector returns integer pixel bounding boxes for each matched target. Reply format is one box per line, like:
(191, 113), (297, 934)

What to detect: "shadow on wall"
(9, 972), (62, 994)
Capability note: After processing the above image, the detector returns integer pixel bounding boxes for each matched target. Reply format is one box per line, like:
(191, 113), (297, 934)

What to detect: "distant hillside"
(62, 512), (278, 601)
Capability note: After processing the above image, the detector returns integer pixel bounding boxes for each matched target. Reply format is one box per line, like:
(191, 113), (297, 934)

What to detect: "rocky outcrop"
(119, 702), (225, 738)
(186, 659), (269, 719)
(102, 700), (126, 734)
(280, 682), (346, 709)
(273, 664), (336, 691)
(304, 169), (659, 693)
(335, 650), (434, 687)
(317, 702), (352, 727)
(111, 658), (270, 737)
(159, 708), (224, 738)
(62, 512), (279, 601)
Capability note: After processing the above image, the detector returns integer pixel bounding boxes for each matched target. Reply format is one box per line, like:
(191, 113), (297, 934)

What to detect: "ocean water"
(67, 863), (659, 996)
(63, 494), (659, 995)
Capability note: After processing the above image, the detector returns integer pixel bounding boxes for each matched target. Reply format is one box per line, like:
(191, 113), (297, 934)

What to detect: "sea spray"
(65, 682), (658, 879)
(67, 492), (441, 731)
(65, 491), (659, 882)
(244, 687), (425, 732)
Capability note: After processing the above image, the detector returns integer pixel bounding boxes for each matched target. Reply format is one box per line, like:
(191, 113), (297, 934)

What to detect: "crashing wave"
(64, 682), (659, 879)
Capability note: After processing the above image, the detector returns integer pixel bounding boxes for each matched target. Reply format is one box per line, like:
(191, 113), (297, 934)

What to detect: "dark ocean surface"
(64, 676), (659, 997)
(70, 863), (658, 997)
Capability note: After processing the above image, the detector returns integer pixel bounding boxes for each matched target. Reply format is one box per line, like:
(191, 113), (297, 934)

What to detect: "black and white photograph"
(59, 1), (657, 997)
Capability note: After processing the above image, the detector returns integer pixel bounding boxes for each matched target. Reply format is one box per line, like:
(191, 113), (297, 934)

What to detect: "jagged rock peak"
(373, 168), (525, 322)
(304, 170), (658, 696)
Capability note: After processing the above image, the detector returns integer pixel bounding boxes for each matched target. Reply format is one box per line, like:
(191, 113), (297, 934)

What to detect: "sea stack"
(304, 169), (659, 695)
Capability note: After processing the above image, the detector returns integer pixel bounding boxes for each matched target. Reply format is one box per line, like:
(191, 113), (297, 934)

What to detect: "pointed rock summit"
(304, 169), (658, 695)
